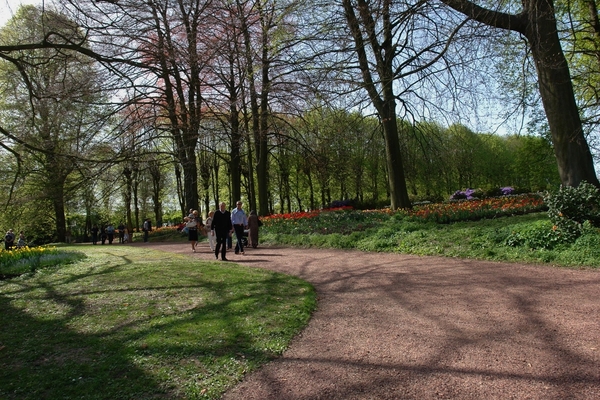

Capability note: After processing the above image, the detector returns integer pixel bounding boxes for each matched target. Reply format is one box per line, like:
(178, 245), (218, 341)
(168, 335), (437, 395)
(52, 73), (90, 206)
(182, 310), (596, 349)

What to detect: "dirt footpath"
(141, 242), (600, 400)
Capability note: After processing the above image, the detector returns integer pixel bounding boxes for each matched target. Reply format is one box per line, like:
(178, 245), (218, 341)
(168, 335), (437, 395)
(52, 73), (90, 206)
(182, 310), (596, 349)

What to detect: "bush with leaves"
(544, 181), (600, 242)
(504, 219), (564, 249)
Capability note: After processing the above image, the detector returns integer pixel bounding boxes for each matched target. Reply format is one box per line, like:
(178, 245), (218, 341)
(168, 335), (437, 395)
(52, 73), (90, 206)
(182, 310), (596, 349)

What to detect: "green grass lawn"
(2, 207), (598, 400)
(0, 245), (316, 400)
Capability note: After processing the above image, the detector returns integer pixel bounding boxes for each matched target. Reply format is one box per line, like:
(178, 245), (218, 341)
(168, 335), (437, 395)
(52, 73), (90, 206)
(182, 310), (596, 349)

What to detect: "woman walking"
(186, 216), (199, 252)
(247, 210), (261, 248)
(205, 210), (216, 251)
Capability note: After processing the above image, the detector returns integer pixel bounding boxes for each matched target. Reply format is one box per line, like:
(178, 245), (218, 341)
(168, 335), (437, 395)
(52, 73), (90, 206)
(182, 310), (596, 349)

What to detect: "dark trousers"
(143, 230), (149, 242)
(215, 231), (229, 260)
(233, 224), (245, 253)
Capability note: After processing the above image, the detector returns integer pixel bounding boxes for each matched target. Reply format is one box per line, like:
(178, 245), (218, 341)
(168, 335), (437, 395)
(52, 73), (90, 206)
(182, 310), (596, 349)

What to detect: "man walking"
(143, 219), (151, 242)
(211, 202), (232, 261)
(118, 222), (125, 243)
(231, 200), (248, 254)
(106, 223), (115, 244)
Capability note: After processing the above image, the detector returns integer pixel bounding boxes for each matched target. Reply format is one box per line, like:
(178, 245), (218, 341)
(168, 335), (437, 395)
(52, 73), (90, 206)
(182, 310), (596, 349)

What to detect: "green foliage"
(556, 226), (600, 265)
(504, 219), (564, 250)
(544, 181), (600, 242)
(260, 208), (600, 268)
(162, 208), (184, 224)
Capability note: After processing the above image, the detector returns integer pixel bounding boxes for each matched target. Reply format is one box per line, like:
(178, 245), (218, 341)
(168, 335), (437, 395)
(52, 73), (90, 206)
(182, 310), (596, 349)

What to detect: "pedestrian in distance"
(192, 209), (203, 249)
(91, 225), (99, 245)
(16, 231), (26, 248)
(118, 222), (125, 243)
(185, 215), (199, 252)
(143, 219), (151, 242)
(211, 202), (232, 261)
(106, 223), (115, 244)
(247, 210), (261, 248)
(100, 227), (107, 245)
(4, 229), (15, 250)
(205, 210), (216, 252)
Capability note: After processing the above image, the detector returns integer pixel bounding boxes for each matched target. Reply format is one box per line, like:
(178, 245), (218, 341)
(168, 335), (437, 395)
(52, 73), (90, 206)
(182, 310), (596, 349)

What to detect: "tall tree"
(341, 0), (410, 209)
(440, 0), (600, 188)
(145, 0), (209, 214)
(339, 0), (469, 209)
(0, 5), (106, 242)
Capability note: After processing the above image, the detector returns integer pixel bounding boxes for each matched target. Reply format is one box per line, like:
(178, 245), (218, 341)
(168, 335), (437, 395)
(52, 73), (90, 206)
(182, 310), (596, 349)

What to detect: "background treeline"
(0, 1), (589, 245)
(0, 105), (559, 244)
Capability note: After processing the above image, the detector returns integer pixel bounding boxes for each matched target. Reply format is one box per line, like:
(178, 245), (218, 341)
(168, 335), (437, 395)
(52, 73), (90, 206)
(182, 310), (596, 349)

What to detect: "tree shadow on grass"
(0, 291), (175, 400)
(0, 249), (314, 400)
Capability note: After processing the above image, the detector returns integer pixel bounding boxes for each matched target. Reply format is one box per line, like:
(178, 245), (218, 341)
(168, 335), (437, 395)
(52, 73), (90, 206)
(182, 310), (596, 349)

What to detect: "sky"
(0, 0), (41, 26)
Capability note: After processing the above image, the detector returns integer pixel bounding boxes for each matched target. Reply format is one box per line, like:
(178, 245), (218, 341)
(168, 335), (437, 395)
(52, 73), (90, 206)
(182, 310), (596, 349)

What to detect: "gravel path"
(141, 242), (600, 400)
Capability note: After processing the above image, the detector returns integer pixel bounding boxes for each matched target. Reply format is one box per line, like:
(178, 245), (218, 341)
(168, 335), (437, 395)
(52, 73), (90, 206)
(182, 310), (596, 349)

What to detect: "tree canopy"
(0, 0), (593, 243)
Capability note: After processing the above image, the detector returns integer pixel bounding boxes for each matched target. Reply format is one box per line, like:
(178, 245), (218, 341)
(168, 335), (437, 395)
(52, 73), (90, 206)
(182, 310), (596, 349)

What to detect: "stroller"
(241, 230), (249, 247)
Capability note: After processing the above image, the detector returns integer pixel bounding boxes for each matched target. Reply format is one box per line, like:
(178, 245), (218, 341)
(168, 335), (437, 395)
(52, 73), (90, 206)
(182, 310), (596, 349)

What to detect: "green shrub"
(544, 181), (600, 242)
(504, 219), (563, 250)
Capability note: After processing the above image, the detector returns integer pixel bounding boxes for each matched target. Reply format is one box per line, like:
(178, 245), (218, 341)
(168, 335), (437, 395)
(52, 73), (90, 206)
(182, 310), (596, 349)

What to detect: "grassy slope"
(261, 212), (600, 269)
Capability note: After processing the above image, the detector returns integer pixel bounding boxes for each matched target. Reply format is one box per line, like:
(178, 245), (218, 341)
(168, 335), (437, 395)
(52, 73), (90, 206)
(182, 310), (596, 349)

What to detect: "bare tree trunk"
(51, 184), (66, 242)
(123, 166), (134, 233)
(133, 166), (140, 231)
(149, 161), (162, 226)
(342, 0), (412, 209)
(257, 14), (271, 217)
(440, 0), (600, 187)
(229, 63), (242, 203)
(175, 163), (185, 218)
(526, 1), (599, 187)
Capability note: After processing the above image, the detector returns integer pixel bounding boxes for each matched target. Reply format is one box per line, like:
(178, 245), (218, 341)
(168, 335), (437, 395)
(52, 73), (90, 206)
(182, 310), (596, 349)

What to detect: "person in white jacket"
(205, 211), (216, 251)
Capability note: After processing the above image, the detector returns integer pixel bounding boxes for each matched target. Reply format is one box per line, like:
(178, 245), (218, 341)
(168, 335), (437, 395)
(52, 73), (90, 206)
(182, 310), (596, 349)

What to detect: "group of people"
(4, 229), (26, 250)
(209, 201), (261, 261)
(91, 223), (130, 245)
(183, 201), (261, 261)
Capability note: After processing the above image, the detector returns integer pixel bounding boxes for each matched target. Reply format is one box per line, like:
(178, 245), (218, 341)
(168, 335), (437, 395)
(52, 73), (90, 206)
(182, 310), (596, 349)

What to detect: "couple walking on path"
(139, 242), (600, 399)
(210, 201), (247, 261)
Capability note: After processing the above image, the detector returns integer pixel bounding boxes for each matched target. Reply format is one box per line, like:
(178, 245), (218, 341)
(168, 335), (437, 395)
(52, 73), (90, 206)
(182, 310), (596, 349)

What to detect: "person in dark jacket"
(247, 210), (261, 248)
(210, 202), (232, 261)
(4, 229), (15, 250)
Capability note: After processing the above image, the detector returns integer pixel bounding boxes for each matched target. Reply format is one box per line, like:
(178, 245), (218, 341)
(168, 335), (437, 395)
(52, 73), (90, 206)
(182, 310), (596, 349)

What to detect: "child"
(16, 231), (26, 248)
(123, 228), (129, 244)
